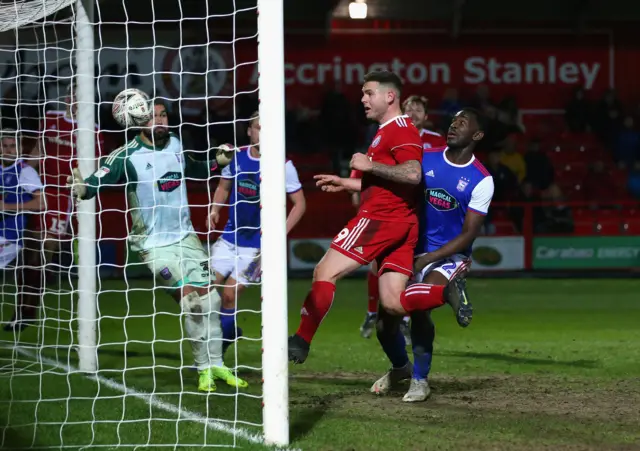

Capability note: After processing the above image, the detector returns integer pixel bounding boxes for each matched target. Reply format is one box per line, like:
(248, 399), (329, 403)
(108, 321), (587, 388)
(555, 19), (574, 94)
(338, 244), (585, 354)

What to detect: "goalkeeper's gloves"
(215, 144), (234, 167)
(66, 168), (88, 202)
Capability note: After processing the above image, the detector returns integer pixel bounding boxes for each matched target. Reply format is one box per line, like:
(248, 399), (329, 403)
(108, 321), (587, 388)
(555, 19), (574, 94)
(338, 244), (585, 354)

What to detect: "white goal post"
(0, 0), (289, 447)
(257, 0), (290, 446)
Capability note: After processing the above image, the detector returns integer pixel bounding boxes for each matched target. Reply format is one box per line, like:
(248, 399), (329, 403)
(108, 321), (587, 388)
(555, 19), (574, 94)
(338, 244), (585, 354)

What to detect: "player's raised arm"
(185, 144), (234, 181)
(207, 157), (234, 230)
(68, 146), (129, 201)
(314, 174), (362, 193)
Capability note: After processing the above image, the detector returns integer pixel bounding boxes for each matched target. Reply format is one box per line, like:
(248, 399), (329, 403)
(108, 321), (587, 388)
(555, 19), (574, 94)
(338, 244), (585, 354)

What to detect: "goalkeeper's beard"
(143, 128), (169, 147)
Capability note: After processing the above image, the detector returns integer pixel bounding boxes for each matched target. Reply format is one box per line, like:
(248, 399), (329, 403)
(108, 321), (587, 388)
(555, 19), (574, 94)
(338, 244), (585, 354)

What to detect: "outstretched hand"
(314, 174), (345, 193)
(66, 168), (87, 202)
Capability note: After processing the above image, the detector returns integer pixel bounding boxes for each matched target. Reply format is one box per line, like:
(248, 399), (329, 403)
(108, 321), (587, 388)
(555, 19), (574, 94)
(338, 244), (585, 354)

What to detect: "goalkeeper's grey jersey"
(83, 133), (216, 252)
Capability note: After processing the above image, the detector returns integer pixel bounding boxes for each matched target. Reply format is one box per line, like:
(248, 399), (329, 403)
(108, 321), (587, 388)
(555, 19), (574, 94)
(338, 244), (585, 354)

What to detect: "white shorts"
(138, 233), (212, 289)
(0, 237), (21, 270)
(414, 253), (471, 283)
(210, 238), (261, 286)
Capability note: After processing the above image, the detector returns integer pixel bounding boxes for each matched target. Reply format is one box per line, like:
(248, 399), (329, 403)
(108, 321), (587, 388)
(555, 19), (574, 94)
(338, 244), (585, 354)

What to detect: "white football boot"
(402, 378), (431, 402)
(370, 362), (412, 395)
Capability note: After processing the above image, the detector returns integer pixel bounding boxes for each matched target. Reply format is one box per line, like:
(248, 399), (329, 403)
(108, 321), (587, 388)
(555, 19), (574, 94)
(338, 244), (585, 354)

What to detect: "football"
(112, 88), (152, 128)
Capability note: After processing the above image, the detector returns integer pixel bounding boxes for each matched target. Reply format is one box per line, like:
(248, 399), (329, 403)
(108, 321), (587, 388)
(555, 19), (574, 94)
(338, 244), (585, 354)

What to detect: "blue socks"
(410, 311), (435, 380)
(220, 307), (243, 354)
(377, 321), (410, 369)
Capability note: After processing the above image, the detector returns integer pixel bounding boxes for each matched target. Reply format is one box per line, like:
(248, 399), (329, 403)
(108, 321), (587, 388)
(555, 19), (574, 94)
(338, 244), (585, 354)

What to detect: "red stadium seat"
(574, 221), (595, 235)
(493, 221), (516, 235)
(594, 220), (622, 235)
(623, 219), (640, 234)
(573, 208), (595, 220)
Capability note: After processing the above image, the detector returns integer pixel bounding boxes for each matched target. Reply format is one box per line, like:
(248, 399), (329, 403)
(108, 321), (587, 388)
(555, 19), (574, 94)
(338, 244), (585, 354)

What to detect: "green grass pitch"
(1, 278), (639, 451)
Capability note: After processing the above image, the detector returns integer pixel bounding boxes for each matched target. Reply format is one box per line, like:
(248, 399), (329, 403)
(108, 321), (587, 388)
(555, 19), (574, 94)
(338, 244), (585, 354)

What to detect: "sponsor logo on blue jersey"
(237, 179), (259, 201)
(427, 188), (458, 211)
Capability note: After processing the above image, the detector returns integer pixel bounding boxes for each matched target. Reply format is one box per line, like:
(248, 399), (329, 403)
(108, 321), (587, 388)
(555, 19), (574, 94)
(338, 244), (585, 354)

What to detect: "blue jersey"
(0, 160), (43, 243)
(221, 147), (301, 248)
(418, 147), (494, 256)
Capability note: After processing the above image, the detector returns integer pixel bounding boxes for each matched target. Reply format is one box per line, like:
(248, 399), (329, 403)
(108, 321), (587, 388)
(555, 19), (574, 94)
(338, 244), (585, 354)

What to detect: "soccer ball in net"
(112, 88), (153, 128)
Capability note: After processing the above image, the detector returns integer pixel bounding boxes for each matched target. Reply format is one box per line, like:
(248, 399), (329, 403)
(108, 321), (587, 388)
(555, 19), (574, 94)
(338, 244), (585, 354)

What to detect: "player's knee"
(379, 290), (405, 316)
(180, 291), (204, 322)
(312, 261), (333, 283)
(375, 314), (398, 338)
(221, 288), (236, 309)
(379, 296), (402, 315)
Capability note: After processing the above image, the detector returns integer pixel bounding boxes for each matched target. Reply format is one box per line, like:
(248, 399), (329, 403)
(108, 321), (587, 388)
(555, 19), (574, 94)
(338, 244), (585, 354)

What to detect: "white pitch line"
(13, 347), (299, 451)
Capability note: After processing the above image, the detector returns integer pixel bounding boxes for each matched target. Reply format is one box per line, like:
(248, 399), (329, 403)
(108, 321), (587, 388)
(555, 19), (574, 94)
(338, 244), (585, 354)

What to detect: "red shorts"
(330, 215), (418, 277)
(38, 187), (73, 237)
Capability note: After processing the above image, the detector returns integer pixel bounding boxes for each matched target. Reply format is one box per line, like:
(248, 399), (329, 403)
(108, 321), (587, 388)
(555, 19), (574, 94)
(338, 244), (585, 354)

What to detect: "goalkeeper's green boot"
(210, 365), (248, 389)
(198, 368), (217, 392)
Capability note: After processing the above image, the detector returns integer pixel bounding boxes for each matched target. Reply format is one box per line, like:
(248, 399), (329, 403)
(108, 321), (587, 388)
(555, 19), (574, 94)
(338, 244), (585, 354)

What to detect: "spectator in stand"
(524, 138), (555, 192)
(582, 160), (615, 207)
(512, 181), (545, 233)
(614, 115), (640, 169)
(500, 134), (527, 183)
(496, 95), (525, 134)
(565, 87), (592, 133)
(628, 160), (640, 199)
(438, 87), (462, 130)
(469, 84), (493, 112)
(485, 149), (519, 234)
(480, 106), (511, 151)
(319, 82), (356, 172)
(515, 183), (573, 234)
(593, 88), (623, 145)
(486, 149), (519, 202)
(540, 184), (574, 233)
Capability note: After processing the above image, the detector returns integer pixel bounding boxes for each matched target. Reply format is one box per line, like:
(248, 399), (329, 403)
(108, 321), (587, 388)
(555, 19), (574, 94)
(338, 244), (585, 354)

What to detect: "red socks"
(296, 281), (336, 344)
(399, 284), (445, 313)
(367, 271), (379, 314)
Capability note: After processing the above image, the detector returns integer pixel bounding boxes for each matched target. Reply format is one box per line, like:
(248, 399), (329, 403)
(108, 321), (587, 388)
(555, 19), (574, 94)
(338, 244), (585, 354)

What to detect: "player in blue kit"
(0, 130), (46, 332)
(207, 112), (306, 354)
(371, 108), (494, 402)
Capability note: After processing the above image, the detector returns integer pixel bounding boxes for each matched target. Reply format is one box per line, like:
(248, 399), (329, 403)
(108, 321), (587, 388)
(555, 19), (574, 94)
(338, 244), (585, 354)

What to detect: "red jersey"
(354, 115), (422, 223)
(420, 128), (446, 149)
(40, 110), (105, 187)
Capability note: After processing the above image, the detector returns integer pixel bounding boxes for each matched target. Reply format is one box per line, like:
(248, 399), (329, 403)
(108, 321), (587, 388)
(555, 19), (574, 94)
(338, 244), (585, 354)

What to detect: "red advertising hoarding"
(276, 32), (613, 110)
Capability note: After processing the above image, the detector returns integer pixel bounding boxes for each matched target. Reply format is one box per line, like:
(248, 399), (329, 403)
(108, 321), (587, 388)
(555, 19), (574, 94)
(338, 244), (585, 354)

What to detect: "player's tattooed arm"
(370, 159), (422, 185)
(414, 211), (485, 273)
(350, 153), (422, 185)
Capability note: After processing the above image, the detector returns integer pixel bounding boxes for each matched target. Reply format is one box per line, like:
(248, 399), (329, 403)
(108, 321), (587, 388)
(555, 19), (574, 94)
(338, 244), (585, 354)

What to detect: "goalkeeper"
(67, 99), (246, 393)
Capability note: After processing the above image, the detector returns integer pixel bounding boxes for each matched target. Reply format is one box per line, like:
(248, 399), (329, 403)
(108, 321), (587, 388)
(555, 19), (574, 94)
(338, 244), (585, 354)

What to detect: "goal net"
(0, 0), (289, 448)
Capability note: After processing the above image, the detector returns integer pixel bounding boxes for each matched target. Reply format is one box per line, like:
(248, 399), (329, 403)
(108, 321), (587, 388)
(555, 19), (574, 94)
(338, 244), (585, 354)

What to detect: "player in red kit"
(6, 82), (105, 329)
(358, 95), (445, 344)
(39, 83), (104, 251)
(404, 95), (446, 149)
(289, 71), (425, 364)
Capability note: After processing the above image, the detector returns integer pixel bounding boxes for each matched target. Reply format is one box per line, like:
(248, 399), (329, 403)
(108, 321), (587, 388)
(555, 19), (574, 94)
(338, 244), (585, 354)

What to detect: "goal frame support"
(75, 0), (97, 373)
(258, 0), (290, 446)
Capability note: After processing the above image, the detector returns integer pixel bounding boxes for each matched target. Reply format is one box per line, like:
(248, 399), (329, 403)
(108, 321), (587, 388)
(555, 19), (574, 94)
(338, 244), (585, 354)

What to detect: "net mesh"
(0, 1), (270, 448)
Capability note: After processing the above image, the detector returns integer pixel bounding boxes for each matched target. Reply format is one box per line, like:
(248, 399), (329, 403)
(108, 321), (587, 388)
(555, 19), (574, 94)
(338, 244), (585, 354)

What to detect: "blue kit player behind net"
(371, 108), (494, 402)
(0, 130), (45, 332)
(207, 111), (306, 356)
